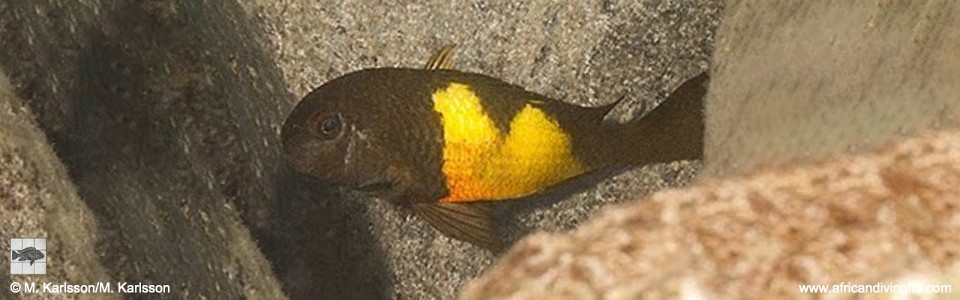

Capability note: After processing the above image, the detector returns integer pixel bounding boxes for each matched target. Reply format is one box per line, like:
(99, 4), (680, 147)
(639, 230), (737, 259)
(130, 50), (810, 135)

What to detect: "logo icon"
(10, 238), (46, 275)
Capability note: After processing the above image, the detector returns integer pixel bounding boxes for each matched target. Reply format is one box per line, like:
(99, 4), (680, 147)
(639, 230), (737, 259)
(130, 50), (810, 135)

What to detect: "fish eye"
(313, 113), (343, 140)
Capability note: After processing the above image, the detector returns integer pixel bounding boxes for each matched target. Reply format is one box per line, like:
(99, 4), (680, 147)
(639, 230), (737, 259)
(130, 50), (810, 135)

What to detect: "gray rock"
(251, 0), (719, 298)
(1, 64), (119, 300)
(703, 0), (960, 178)
(1, 1), (287, 298)
(0, 0), (720, 298)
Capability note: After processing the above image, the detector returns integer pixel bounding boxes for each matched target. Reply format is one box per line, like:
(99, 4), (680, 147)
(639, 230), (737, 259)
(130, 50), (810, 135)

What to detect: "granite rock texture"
(248, 0), (719, 299)
(0, 66), (118, 300)
(1, 1), (289, 298)
(1, 0), (719, 299)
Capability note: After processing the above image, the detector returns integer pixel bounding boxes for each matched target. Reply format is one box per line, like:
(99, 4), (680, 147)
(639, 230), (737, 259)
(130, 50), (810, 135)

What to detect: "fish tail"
(620, 72), (708, 164)
(12, 250), (19, 260)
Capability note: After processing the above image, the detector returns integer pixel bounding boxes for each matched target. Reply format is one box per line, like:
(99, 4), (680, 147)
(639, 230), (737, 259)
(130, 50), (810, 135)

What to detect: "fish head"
(281, 70), (417, 197)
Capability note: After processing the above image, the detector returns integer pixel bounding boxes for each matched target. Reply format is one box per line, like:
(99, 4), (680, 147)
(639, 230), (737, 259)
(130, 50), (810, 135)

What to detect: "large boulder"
(704, 0), (960, 177)
(1, 66), (117, 300)
(1, 1), (288, 298)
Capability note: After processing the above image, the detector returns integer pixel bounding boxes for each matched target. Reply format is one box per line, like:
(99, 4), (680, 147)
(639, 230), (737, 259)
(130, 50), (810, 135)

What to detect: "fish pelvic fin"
(424, 44), (457, 70)
(413, 202), (501, 251)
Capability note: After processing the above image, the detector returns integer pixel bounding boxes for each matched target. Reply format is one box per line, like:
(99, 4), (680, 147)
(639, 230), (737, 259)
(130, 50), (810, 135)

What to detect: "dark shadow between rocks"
(0, 0), (390, 298)
(267, 165), (393, 299)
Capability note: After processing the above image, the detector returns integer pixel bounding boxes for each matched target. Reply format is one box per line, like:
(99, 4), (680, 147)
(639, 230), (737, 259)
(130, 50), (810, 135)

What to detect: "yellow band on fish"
(432, 83), (583, 202)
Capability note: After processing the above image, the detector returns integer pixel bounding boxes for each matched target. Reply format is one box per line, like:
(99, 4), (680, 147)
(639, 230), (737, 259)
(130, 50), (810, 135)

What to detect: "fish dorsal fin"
(424, 44), (457, 70)
(413, 202), (501, 251)
(602, 72), (709, 126)
(597, 95), (628, 124)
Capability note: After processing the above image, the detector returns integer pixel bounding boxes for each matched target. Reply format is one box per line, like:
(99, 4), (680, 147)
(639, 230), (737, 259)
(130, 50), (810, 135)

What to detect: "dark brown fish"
(281, 46), (708, 250)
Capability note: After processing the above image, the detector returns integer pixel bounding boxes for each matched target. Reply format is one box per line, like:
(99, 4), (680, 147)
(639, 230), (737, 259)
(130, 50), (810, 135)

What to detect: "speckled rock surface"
(0, 0), (720, 299)
(1, 1), (287, 298)
(0, 66), (118, 300)
(247, 0), (719, 298)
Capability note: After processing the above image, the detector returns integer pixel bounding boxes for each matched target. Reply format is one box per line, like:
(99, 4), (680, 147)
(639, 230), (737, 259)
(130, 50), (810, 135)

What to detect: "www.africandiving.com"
(798, 282), (952, 294)
(9, 281), (170, 294)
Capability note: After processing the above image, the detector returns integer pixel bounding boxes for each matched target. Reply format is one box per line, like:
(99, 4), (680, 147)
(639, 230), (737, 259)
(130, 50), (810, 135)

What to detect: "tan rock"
(462, 126), (960, 299)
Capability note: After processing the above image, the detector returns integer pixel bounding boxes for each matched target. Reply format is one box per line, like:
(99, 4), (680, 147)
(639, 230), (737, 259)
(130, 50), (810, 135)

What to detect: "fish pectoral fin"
(424, 44), (457, 70)
(413, 202), (501, 251)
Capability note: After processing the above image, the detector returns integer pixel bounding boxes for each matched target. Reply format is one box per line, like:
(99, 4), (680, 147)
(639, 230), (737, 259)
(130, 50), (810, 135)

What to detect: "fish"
(12, 246), (45, 265)
(281, 45), (708, 251)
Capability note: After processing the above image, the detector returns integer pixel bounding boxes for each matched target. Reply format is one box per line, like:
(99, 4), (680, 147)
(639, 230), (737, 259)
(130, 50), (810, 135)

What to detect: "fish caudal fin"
(11, 250), (18, 260)
(624, 72), (708, 164)
(413, 202), (501, 251)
